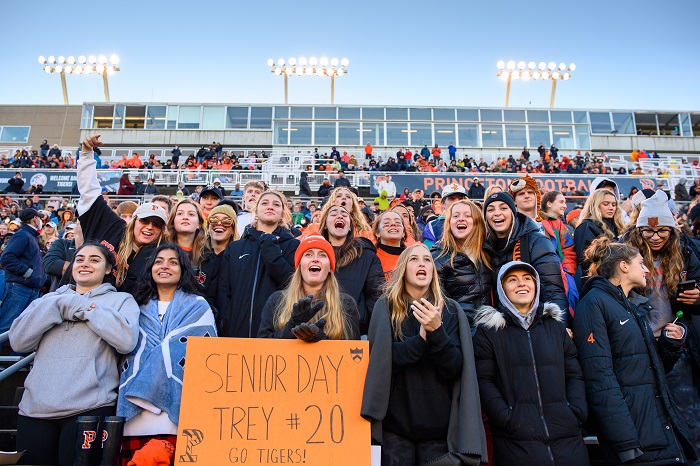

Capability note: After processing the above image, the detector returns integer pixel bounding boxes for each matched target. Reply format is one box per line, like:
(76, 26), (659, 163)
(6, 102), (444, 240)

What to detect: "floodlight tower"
(496, 60), (576, 108)
(39, 54), (120, 104)
(267, 57), (349, 104)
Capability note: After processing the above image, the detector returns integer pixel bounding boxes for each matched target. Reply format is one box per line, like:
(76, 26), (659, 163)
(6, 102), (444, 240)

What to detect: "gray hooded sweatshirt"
(9, 283), (139, 418)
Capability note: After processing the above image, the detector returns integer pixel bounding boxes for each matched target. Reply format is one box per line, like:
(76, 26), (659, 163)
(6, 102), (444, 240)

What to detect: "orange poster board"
(175, 337), (371, 465)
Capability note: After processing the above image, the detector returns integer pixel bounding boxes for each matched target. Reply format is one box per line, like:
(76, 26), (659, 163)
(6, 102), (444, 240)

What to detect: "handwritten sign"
(175, 338), (371, 465)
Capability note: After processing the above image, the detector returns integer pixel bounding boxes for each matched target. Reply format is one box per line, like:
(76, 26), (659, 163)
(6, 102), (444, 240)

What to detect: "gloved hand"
(290, 295), (324, 327)
(292, 318), (329, 343)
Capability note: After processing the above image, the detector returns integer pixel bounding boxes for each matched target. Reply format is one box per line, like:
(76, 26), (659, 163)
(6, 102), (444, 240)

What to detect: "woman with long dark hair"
(118, 244), (216, 463)
(258, 235), (360, 341)
(10, 242), (139, 465)
(574, 237), (696, 465)
(362, 244), (487, 465)
(372, 210), (408, 282)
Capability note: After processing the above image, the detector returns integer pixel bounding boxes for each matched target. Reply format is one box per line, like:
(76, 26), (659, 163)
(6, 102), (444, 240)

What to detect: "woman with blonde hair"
(166, 198), (207, 269)
(372, 210), (408, 281)
(217, 190), (299, 337)
(362, 244), (487, 465)
(303, 187), (371, 239)
(39, 220), (59, 250)
(258, 235), (360, 341)
(483, 184), (503, 201)
(574, 188), (624, 278)
(432, 200), (492, 327)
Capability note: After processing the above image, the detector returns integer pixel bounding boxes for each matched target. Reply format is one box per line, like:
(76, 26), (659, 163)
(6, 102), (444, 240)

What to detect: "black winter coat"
(574, 218), (616, 278)
(216, 226), (299, 337)
(483, 213), (568, 323)
(299, 173), (312, 197)
(432, 248), (492, 328)
(334, 239), (384, 335)
(473, 303), (588, 466)
(573, 277), (696, 465)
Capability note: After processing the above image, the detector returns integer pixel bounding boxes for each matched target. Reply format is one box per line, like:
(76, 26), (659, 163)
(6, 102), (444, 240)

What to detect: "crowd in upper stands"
(2, 134), (700, 465)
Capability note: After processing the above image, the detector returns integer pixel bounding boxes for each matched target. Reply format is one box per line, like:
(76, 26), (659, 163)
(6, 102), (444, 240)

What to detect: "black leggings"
(381, 429), (449, 466)
(17, 405), (115, 466)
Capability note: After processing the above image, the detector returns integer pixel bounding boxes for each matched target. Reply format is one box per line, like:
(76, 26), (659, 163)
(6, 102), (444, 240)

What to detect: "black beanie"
(689, 204), (700, 223)
(19, 208), (40, 224)
(483, 191), (517, 216)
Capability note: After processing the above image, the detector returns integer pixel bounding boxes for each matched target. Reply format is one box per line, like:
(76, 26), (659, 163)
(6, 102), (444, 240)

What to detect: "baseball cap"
(64, 221), (76, 230)
(46, 221), (57, 228)
(134, 203), (168, 224)
(441, 183), (467, 199)
(200, 185), (223, 200)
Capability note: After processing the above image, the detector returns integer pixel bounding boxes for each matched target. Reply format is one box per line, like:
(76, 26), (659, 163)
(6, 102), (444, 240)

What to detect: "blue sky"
(3, 0), (698, 111)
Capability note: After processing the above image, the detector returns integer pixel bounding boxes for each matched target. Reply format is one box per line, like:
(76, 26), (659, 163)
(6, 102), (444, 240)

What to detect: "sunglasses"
(208, 218), (234, 227)
(137, 217), (165, 229)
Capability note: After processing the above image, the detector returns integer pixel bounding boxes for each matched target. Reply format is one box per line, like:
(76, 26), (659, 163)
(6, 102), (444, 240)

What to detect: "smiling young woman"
(372, 210), (408, 281)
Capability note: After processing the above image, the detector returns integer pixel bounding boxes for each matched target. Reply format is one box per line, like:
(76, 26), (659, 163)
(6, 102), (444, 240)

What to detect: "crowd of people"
(2, 134), (700, 465)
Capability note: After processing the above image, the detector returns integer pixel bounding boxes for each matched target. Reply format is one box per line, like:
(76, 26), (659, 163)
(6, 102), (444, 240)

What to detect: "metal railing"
(0, 332), (34, 383)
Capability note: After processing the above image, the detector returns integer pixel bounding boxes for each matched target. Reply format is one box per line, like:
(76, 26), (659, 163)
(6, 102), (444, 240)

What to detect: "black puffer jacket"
(432, 247), (492, 328)
(334, 238), (384, 335)
(573, 277), (696, 465)
(574, 218), (610, 278)
(216, 226), (299, 337)
(473, 302), (588, 466)
(483, 213), (568, 323)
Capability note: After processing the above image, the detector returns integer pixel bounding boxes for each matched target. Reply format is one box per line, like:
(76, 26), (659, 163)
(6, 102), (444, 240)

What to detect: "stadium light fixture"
(39, 54), (121, 104)
(496, 60), (576, 108)
(267, 56), (349, 104)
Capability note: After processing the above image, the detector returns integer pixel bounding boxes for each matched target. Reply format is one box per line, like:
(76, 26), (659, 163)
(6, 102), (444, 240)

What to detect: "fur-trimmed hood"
(474, 302), (566, 331)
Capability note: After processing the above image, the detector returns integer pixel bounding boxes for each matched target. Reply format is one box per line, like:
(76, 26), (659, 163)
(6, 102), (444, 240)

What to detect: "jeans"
(0, 282), (39, 333)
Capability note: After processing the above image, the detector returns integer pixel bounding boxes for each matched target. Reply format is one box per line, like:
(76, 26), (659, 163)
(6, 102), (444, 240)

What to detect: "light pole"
(39, 54), (120, 104)
(496, 60), (575, 108)
(267, 57), (349, 104)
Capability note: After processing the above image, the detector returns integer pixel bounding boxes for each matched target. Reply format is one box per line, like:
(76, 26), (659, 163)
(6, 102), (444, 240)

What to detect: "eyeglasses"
(640, 228), (672, 239)
(208, 218), (234, 227)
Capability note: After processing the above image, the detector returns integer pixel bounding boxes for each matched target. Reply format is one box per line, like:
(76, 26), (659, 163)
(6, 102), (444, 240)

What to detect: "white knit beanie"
(636, 190), (675, 228)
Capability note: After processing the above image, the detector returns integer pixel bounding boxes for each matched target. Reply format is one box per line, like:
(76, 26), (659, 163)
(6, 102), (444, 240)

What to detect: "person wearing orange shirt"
(365, 143), (373, 157)
(372, 210), (407, 282)
(431, 144), (442, 163)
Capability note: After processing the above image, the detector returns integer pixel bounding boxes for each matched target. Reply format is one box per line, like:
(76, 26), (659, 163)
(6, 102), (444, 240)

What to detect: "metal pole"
(549, 79), (557, 108)
(102, 72), (111, 102)
(331, 75), (335, 105)
(284, 74), (288, 104)
(60, 72), (69, 105)
(504, 74), (511, 108)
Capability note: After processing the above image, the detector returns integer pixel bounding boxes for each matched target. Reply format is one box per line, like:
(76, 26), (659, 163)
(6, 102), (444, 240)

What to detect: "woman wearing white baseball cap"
(76, 135), (168, 296)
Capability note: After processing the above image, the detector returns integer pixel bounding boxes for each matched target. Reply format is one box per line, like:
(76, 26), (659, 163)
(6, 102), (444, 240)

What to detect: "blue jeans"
(0, 282), (39, 333)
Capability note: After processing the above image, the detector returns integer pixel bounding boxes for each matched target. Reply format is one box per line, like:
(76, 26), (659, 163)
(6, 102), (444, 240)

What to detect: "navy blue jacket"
(0, 224), (45, 289)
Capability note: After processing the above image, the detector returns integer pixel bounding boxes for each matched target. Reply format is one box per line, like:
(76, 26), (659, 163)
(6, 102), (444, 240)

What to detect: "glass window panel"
(113, 105), (125, 129)
(504, 110), (526, 122)
(529, 125), (551, 147)
(634, 113), (657, 135)
(167, 106), (178, 129)
(434, 124), (456, 146)
(338, 122), (361, 145)
(92, 105), (114, 129)
(125, 105), (146, 129)
(81, 104), (93, 129)
(314, 122), (336, 145)
(250, 107), (272, 129)
(681, 113), (692, 136)
(433, 108), (455, 121)
(480, 109), (503, 122)
(691, 114), (700, 136)
(457, 124), (479, 147)
(457, 109), (479, 121)
(409, 108), (431, 121)
(550, 111), (572, 123)
(289, 122), (312, 144)
(314, 107), (336, 120)
(202, 107), (225, 130)
(274, 121), (289, 144)
(362, 121), (383, 145)
(410, 123), (432, 147)
(0, 126), (30, 143)
(612, 112), (634, 135)
(178, 106), (201, 129)
(589, 112), (612, 133)
(274, 106), (289, 119)
(552, 125), (575, 149)
(575, 126), (591, 149)
(658, 113), (680, 136)
(481, 124), (503, 147)
(338, 107), (360, 119)
(387, 123), (409, 146)
(505, 125), (527, 147)
(145, 106), (166, 130)
(226, 107), (248, 129)
(527, 110), (549, 123)
(362, 108), (384, 120)
(386, 108), (408, 120)
(290, 107), (313, 119)
(573, 111), (588, 124)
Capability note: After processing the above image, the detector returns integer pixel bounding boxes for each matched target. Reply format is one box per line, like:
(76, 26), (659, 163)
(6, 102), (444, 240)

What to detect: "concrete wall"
(591, 135), (700, 154)
(0, 105), (82, 148)
(79, 129), (273, 147)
